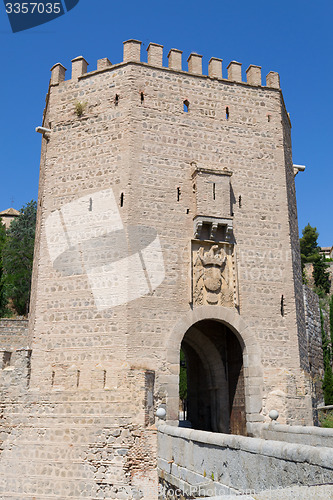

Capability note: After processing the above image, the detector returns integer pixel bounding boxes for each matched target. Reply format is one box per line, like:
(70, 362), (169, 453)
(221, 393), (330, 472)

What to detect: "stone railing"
(158, 423), (333, 498)
(247, 421), (333, 448)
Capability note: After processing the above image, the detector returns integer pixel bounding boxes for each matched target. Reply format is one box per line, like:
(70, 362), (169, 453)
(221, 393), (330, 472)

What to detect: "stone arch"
(163, 305), (264, 430)
(182, 323), (232, 433)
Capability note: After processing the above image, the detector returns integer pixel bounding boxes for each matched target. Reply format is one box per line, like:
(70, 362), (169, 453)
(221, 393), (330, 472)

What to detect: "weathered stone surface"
(303, 285), (324, 415)
(248, 421), (333, 447)
(158, 424), (333, 496)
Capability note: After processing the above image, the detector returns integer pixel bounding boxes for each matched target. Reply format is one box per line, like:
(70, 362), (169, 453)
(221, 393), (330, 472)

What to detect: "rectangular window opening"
(2, 351), (12, 369)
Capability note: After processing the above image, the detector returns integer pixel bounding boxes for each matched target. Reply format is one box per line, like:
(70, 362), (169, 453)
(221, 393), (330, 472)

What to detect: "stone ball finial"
(269, 409), (279, 421)
(156, 407), (166, 419)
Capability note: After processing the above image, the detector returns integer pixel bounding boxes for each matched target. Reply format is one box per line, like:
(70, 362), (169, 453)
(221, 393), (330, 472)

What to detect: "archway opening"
(179, 319), (246, 435)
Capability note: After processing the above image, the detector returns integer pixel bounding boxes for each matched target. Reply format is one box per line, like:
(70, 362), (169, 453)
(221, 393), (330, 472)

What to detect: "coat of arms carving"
(192, 242), (238, 307)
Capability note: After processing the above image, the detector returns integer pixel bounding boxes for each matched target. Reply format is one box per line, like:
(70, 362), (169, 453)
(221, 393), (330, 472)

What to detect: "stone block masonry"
(0, 39), (316, 498)
(0, 318), (28, 351)
(0, 365), (158, 499)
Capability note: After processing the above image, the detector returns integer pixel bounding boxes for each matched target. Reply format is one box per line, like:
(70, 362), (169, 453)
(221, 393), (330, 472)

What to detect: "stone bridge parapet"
(248, 421), (333, 448)
(158, 423), (333, 498)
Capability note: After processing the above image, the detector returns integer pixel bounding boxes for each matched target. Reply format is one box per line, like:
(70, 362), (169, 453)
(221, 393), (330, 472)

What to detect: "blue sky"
(0, 0), (332, 246)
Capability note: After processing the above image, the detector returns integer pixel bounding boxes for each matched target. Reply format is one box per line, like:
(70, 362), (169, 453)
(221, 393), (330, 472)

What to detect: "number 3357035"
(5, 3), (62, 14)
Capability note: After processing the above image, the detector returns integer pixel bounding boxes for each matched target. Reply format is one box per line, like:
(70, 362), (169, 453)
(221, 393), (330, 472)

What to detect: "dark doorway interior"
(180, 319), (246, 435)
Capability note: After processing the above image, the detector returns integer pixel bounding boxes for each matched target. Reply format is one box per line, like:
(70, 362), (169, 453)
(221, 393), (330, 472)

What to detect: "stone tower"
(0, 40), (314, 498)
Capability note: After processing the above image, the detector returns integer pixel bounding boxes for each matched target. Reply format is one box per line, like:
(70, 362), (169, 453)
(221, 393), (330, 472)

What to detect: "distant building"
(320, 246), (333, 259)
(0, 208), (20, 229)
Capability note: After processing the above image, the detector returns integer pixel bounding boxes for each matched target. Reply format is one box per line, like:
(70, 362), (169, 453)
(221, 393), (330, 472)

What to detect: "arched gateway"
(182, 319), (245, 434)
(166, 306), (264, 434)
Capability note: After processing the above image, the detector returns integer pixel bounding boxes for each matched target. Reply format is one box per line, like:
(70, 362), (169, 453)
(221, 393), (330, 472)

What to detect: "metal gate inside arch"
(180, 319), (246, 435)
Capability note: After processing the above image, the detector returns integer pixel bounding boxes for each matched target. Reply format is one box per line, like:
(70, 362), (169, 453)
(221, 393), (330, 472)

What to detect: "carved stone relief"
(192, 241), (238, 308)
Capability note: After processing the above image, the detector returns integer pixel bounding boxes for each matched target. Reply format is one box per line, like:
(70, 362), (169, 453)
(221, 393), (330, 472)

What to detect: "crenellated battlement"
(50, 39), (280, 89)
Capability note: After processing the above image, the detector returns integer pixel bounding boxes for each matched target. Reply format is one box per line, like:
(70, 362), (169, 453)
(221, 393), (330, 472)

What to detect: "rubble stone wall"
(303, 285), (324, 412)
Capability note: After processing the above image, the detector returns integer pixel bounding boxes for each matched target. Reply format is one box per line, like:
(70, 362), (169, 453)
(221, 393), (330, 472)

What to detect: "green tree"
(322, 367), (333, 406)
(300, 223), (320, 264)
(3, 201), (37, 316)
(300, 223), (330, 294)
(313, 257), (331, 294)
(0, 221), (8, 316)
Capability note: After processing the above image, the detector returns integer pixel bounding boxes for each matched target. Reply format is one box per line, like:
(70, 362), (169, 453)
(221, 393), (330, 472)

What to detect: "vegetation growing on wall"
(74, 100), (87, 117)
(328, 296), (333, 406)
(319, 410), (333, 428)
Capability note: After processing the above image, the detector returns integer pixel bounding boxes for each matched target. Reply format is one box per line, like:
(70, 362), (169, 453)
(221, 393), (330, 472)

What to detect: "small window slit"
(226, 106), (229, 120)
(281, 295), (284, 316)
